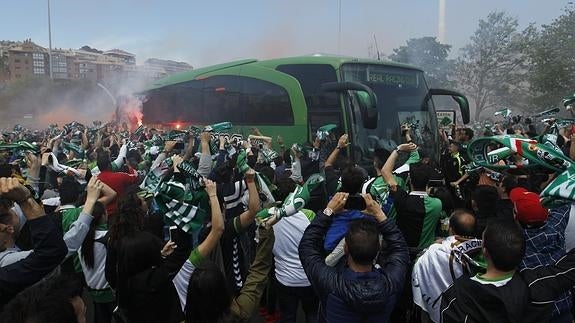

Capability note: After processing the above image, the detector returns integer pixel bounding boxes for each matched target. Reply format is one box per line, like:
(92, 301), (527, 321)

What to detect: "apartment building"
(0, 39), (192, 83)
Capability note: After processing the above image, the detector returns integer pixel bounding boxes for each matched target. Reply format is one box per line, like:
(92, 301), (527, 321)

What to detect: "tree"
(454, 12), (536, 121)
(389, 37), (454, 88)
(528, 4), (575, 108)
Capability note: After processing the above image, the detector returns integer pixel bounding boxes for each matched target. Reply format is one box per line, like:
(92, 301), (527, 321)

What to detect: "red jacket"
(98, 168), (139, 216)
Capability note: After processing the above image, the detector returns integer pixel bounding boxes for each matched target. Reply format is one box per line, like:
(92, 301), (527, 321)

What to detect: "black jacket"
(299, 213), (409, 323)
(0, 215), (67, 305)
(441, 248), (575, 323)
(106, 229), (192, 323)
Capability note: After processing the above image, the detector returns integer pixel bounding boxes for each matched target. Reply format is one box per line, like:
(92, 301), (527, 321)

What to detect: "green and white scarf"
(468, 135), (571, 173)
(140, 157), (173, 193)
(155, 180), (207, 233)
(0, 141), (39, 154)
(257, 173), (324, 222)
(468, 135), (575, 207)
(62, 141), (85, 158)
(494, 108), (512, 118)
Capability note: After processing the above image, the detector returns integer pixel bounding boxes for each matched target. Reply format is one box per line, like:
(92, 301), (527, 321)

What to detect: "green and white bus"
(142, 55), (469, 166)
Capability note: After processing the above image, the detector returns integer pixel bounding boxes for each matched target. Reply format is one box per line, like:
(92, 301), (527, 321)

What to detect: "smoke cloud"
(0, 74), (149, 131)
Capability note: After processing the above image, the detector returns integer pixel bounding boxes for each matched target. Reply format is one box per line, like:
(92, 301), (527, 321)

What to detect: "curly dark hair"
(108, 191), (146, 248)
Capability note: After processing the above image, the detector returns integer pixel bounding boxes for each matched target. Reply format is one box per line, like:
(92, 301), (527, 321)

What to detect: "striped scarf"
(140, 157), (173, 193)
(257, 173), (324, 223)
(235, 149), (276, 203)
(154, 180), (207, 233)
(62, 141), (85, 158)
(468, 135), (575, 207)
(0, 141), (39, 154)
(132, 125), (145, 138)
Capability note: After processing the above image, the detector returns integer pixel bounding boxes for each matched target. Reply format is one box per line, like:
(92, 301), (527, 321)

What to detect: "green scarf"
(155, 180), (207, 233)
(468, 135), (575, 207)
(257, 173), (324, 220)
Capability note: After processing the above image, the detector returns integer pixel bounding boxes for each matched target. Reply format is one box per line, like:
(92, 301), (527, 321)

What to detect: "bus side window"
(276, 64), (340, 111)
(203, 76), (243, 124)
(277, 64), (342, 133)
(241, 77), (293, 125)
(176, 80), (204, 123)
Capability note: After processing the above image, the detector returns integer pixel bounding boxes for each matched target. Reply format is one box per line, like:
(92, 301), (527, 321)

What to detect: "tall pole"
(338, 0), (342, 54)
(373, 34), (381, 60)
(438, 0), (446, 43)
(47, 0), (53, 79)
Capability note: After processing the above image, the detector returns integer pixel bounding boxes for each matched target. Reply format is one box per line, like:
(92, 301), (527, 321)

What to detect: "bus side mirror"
(428, 89), (470, 124)
(321, 82), (378, 129)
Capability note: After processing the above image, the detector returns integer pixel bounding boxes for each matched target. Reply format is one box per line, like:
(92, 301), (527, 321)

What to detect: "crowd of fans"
(1, 98), (575, 323)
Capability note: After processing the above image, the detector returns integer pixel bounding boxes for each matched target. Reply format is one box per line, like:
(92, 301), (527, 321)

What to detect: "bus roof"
(142, 54), (423, 92)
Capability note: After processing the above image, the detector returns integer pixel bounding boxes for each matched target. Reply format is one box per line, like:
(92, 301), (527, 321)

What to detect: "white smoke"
(0, 73), (150, 130)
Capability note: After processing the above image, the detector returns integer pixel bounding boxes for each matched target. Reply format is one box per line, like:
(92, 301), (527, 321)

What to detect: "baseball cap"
(509, 187), (549, 224)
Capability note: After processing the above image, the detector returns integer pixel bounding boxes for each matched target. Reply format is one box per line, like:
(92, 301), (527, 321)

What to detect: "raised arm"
(110, 142), (128, 171)
(62, 177), (102, 258)
(289, 153), (303, 184)
(0, 178), (67, 304)
(382, 143), (417, 190)
(439, 128), (449, 145)
(25, 152), (41, 194)
(97, 181), (117, 205)
(197, 132), (213, 178)
(324, 134), (348, 168)
(95, 132), (102, 149)
(193, 180), (224, 261)
(82, 129), (89, 150)
(182, 136), (195, 161)
(239, 169), (261, 229)
(171, 179), (225, 310)
(277, 135), (286, 158)
(402, 124), (413, 143)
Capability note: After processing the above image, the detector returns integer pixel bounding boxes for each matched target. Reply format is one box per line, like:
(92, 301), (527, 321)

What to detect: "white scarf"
(412, 236), (483, 323)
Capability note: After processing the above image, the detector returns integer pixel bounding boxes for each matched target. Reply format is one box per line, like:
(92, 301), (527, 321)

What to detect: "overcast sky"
(1, 0), (571, 67)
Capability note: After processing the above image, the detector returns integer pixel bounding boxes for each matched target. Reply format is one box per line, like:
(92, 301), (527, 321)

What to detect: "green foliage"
(528, 4), (575, 108)
(454, 11), (536, 121)
(389, 37), (454, 88)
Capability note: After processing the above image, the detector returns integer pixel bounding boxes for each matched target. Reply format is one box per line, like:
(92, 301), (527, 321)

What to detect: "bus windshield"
(341, 63), (438, 163)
